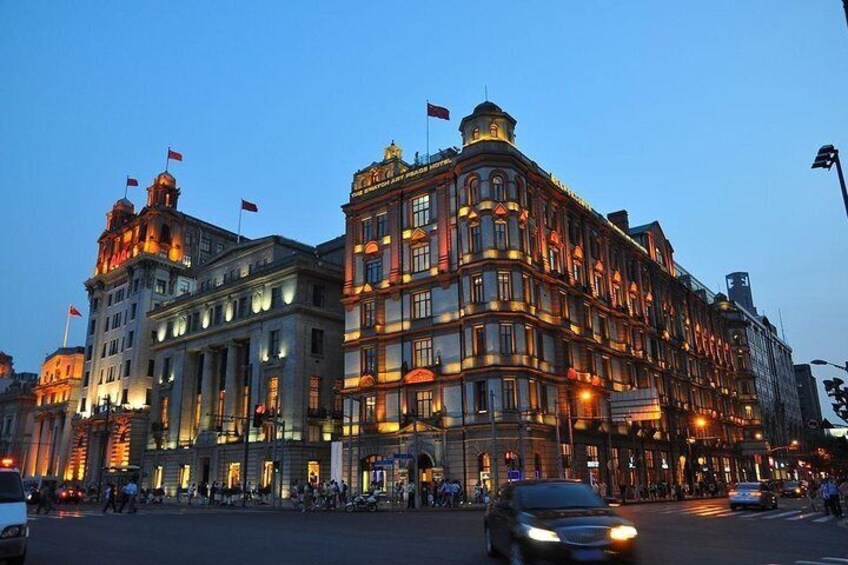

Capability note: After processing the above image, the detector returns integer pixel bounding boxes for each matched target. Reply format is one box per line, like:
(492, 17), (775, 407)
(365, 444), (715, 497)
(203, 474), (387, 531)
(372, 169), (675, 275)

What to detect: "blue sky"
(1, 1), (846, 424)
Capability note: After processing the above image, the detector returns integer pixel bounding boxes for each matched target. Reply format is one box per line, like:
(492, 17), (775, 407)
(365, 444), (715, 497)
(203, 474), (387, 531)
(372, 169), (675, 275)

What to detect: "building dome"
(459, 100), (517, 147)
(114, 198), (134, 211)
(154, 171), (176, 187)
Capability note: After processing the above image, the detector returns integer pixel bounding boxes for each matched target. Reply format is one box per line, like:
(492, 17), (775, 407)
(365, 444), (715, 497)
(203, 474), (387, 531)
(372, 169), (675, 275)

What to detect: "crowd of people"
(807, 477), (847, 517)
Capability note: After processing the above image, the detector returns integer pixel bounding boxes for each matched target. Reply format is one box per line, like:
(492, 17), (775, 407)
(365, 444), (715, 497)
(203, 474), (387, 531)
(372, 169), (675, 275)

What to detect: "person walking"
(102, 483), (118, 513)
(119, 479), (139, 513)
(35, 483), (54, 515)
(187, 483), (196, 506)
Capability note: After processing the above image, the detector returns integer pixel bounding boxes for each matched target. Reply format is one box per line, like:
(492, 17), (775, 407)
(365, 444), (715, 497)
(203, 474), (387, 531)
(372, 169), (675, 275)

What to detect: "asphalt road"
(20, 497), (847, 565)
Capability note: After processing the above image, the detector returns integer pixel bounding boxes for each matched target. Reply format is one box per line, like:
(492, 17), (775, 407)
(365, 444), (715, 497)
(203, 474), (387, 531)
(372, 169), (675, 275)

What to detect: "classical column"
(57, 409), (74, 481)
(199, 348), (217, 431)
(168, 350), (186, 448)
(28, 418), (43, 477)
(224, 342), (240, 434)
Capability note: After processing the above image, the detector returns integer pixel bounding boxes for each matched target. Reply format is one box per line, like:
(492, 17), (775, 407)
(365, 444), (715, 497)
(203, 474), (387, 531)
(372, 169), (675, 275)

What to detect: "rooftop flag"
(427, 102), (450, 120)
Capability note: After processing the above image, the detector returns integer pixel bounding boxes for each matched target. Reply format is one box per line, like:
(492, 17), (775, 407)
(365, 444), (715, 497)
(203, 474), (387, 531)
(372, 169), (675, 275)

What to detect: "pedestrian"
(103, 483), (118, 513)
(187, 483), (196, 506)
(619, 482), (627, 504)
(808, 481), (819, 512)
(119, 479), (139, 513)
(36, 483), (54, 515)
(405, 481), (416, 509)
(209, 482), (218, 506)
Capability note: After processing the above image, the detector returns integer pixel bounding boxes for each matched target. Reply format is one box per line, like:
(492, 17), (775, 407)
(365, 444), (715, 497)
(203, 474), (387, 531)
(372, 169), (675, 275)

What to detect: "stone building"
(27, 347), (85, 480)
(70, 172), (239, 483)
(144, 235), (344, 497)
(0, 353), (37, 468)
(341, 102), (750, 498)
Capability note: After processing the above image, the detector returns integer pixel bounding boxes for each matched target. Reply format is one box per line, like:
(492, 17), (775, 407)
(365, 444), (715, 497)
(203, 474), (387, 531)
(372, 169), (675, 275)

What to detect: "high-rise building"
(27, 346), (85, 479)
(69, 172), (240, 483)
(794, 364), (823, 438)
(143, 235), (344, 496)
(341, 102), (750, 497)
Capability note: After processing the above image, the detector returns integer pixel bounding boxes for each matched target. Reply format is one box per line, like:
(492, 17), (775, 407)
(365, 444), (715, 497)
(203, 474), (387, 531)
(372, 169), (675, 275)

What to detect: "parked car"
(779, 481), (805, 498)
(484, 479), (638, 564)
(729, 482), (778, 511)
(55, 485), (83, 505)
(0, 458), (28, 564)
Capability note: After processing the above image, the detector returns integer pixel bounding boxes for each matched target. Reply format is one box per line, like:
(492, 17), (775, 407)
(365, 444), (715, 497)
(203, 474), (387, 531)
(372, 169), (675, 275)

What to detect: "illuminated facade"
(342, 102), (751, 497)
(27, 347), (84, 479)
(144, 235), (344, 496)
(0, 354), (37, 468)
(71, 172), (240, 482)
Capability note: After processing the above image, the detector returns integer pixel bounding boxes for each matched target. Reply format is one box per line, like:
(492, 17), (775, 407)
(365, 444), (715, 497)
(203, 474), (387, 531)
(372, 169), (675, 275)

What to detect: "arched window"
(505, 450), (520, 471)
(371, 170), (380, 184)
(489, 123), (499, 138)
(472, 127), (480, 141)
(467, 177), (479, 205)
(478, 452), (491, 473)
(492, 175), (505, 202)
(534, 453), (543, 479)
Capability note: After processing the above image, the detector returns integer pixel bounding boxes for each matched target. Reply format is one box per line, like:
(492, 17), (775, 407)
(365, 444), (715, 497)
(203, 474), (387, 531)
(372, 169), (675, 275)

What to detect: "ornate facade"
(341, 102), (753, 497)
(71, 172), (240, 483)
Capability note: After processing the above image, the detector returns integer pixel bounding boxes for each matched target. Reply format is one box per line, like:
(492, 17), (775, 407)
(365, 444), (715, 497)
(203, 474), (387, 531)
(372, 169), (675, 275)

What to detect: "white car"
(0, 459), (28, 564)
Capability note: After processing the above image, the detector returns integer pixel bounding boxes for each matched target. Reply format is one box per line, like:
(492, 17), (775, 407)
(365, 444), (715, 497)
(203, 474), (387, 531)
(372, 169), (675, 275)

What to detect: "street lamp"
(811, 145), (848, 220)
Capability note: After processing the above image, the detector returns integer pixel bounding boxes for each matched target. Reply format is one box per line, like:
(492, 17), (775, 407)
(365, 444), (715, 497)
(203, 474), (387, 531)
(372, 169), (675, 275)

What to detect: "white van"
(0, 458), (28, 564)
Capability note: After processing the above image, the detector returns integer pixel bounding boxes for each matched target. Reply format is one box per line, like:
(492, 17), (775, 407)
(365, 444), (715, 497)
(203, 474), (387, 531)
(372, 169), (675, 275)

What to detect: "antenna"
(484, 85), (489, 101)
(778, 309), (787, 341)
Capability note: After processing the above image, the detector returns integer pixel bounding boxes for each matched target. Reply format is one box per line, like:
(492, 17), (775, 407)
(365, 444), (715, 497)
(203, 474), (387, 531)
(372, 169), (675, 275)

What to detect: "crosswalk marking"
(813, 516), (835, 523)
(764, 511), (801, 520)
(743, 510), (780, 519)
(788, 512), (822, 521)
(820, 558), (848, 563)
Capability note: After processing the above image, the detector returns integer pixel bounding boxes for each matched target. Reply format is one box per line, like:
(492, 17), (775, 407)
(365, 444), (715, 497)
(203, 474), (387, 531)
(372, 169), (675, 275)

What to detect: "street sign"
(806, 418), (821, 430)
(374, 460), (393, 467)
(393, 453), (414, 460)
(507, 470), (522, 481)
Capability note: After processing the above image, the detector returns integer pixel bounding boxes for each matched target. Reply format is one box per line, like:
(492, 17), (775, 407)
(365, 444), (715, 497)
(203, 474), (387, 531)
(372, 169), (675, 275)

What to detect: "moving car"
(729, 482), (778, 511)
(56, 485), (83, 505)
(779, 481), (805, 498)
(0, 458), (28, 564)
(484, 479), (637, 564)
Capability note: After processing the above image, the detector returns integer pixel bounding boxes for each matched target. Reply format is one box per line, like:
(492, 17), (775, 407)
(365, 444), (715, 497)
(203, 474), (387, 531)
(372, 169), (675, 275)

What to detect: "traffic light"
(252, 403), (266, 428)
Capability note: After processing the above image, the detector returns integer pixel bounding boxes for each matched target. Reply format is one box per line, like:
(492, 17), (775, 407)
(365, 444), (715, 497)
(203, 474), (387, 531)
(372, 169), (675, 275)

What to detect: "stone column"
(28, 418), (43, 477)
(168, 350), (186, 448)
(57, 410), (74, 481)
(200, 348), (217, 431)
(179, 352), (199, 443)
(224, 342), (240, 434)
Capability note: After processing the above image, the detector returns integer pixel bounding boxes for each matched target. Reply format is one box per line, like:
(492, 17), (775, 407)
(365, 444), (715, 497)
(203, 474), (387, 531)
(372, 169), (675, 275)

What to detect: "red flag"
(241, 199), (258, 213)
(126, 177), (139, 187)
(167, 149), (183, 162)
(68, 305), (82, 317)
(427, 103), (450, 120)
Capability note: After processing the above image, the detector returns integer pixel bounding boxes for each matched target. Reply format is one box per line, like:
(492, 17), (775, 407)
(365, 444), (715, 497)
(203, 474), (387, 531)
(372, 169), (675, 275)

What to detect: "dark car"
(56, 485), (83, 504)
(484, 480), (638, 564)
(779, 481), (805, 498)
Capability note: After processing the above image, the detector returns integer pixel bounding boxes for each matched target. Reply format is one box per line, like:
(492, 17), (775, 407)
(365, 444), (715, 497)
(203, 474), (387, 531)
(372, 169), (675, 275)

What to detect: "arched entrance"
(417, 453), (434, 486)
(361, 455), (386, 492)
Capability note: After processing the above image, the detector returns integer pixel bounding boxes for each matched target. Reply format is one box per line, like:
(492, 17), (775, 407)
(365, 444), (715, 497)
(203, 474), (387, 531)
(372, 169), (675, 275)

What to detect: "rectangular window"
(411, 291), (431, 319)
(376, 213), (387, 238)
(495, 221), (508, 250)
(473, 325), (486, 356)
(200, 237), (211, 253)
(268, 330), (280, 357)
(161, 357), (171, 383)
(411, 244), (430, 273)
(312, 285), (325, 307)
(364, 396), (376, 423)
(309, 377), (321, 412)
(362, 301), (376, 328)
(361, 217), (374, 242)
(529, 379), (539, 409)
(88, 319), (96, 335)
(499, 324), (514, 355)
(79, 398), (87, 413)
(503, 378), (517, 411)
(311, 328), (324, 356)
(121, 388), (129, 405)
(130, 303), (137, 320)
(156, 279), (167, 294)
(365, 260), (383, 285)
(362, 347), (376, 374)
(147, 359), (155, 377)
(470, 224), (482, 253)
(123, 359), (131, 378)
(267, 377), (279, 411)
(83, 371), (90, 387)
(271, 286), (282, 308)
(411, 194), (430, 227)
(413, 338), (433, 368)
(416, 390), (433, 419)
(471, 274), (484, 304)
(474, 381), (488, 413)
(497, 271), (512, 301)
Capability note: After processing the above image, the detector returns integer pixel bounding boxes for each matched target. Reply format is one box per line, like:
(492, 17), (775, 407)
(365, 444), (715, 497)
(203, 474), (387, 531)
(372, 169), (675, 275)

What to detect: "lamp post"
(568, 389), (613, 496)
(811, 145), (848, 221)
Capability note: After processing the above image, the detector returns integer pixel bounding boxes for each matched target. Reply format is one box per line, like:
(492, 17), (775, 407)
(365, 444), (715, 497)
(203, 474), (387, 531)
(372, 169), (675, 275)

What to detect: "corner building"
(342, 102), (749, 496)
(71, 173), (239, 482)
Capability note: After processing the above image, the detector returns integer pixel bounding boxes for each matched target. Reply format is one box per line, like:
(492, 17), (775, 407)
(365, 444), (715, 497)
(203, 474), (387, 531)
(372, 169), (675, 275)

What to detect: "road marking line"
(794, 561), (832, 565)
(709, 510), (737, 517)
(820, 558), (848, 563)
(764, 511), (800, 520)
(813, 516), (835, 523)
(788, 513), (822, 521)
(743, 510), (778, 518)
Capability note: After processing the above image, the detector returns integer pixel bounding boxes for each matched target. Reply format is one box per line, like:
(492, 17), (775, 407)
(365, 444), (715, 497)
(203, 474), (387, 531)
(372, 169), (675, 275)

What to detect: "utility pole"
(518, 411), (526, 480)
(241, 362), (252, 507)
(554, 396), (564, 479)
(489, 390), (499, 491)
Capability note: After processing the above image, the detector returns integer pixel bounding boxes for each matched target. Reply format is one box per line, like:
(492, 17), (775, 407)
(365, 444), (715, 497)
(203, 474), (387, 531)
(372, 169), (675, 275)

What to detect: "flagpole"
(426, 100), (430, 170)
(165, 146), (170, 173)
(62, 306), (71, 348)
(124, 176), (129, 199)
(237, 205), (243, 244)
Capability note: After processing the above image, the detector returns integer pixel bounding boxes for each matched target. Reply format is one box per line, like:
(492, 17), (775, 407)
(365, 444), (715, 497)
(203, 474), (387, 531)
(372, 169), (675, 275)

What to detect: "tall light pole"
(811, 145), (848, 221)
(810, 359), (848, 424)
